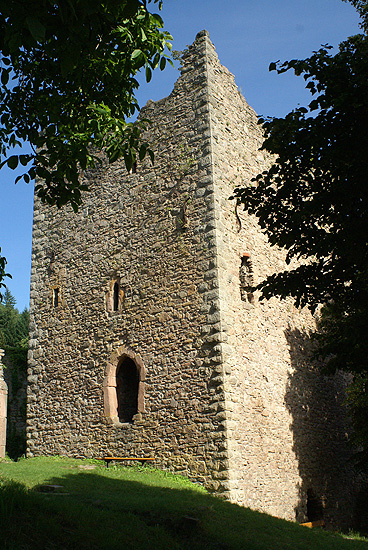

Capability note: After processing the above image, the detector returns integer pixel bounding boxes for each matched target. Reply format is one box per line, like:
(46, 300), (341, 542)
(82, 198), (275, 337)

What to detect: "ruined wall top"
(179, 29), (217, 71)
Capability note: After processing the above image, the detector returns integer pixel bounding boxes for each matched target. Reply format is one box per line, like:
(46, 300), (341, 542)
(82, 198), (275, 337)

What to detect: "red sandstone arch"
(103, 346), (145, 424)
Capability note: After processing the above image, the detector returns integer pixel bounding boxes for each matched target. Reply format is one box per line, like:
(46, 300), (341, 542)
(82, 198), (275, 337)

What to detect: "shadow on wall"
(284, 326), (358, 529)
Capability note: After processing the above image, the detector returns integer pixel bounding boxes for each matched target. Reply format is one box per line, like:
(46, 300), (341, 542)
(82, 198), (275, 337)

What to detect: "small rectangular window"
(113, 282), (120, 311)
(53, 288), (59, 308)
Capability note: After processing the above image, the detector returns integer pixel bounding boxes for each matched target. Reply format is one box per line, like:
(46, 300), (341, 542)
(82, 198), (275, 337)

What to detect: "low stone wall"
(0, 349), (8, 458)
(3, 354), (27, 459)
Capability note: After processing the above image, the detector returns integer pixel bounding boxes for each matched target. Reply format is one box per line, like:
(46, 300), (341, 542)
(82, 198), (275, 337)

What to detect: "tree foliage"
(0, 0), (172, 210)
(0, 288), (29, 354)
(0, 247), (10, 296)
(0, 0), (172, 296)
(234, 1), (368, 370)
(0, 289), (28, 459)
(234, 0), (368, 463)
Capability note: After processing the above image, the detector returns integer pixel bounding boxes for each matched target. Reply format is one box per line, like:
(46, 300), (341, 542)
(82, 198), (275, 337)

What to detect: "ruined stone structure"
(27, 31), (358, 527)
(0, 349), (8, 458)
(3, 352), (27, 459)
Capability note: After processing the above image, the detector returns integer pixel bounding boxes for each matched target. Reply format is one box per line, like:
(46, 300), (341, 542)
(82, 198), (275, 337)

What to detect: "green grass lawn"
(0, 456), (367, 550)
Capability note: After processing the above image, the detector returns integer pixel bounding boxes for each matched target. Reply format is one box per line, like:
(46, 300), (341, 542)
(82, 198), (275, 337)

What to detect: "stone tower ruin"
(27, 31), (358, 527)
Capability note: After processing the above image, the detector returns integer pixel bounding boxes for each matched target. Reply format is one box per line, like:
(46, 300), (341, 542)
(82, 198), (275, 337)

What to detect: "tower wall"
(28, 30), (358, 527)
(201, 32), (358, 525)
(28, 31), (230, 491)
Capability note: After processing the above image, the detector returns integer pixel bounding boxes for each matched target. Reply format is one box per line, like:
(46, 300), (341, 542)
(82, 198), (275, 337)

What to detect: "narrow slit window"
(113, 282), (120, 311)
(53, 288), (59, 308)
(240, 254), (255, 304)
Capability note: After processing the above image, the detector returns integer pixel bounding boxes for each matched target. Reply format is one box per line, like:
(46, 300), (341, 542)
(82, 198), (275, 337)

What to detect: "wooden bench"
(96, 457), (155, 468)
(300, 520), (325, 529)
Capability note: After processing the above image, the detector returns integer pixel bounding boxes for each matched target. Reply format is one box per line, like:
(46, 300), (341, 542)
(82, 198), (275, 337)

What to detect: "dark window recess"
(306, 489), (324, 522)
(53, 288), (59, 308)
(116, 358), (139, 423)
(240, 254), (255, 304)
(113, 282), (120, 311)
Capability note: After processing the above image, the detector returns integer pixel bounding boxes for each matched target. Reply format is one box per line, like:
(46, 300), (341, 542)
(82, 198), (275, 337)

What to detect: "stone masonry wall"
(27, 31), (231, 493)
(200, 32), (358, 527)
(27, 30), (358, 527)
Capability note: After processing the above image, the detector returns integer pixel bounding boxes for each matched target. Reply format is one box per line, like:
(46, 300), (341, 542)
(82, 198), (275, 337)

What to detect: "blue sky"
(0, 0), (361, 311)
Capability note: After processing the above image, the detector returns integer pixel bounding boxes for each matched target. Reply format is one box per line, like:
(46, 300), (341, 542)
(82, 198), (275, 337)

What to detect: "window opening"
(113, 282), (120, 311)
(240, 253), (255, 304)
(53, 288), (59, 308)
(116, 358), (139, 423)
(104, 347), (146, 425)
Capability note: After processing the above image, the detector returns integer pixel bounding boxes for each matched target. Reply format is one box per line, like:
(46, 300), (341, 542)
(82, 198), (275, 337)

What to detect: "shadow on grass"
(1, 464), (368, 550)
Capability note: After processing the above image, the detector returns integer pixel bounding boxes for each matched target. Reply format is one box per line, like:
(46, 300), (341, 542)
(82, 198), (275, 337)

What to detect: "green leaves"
(139, 143), (147, 161)
(131, 49), (145, 66)
(0, 0), (173, 293)
(25, 17), (46, 43)
(0, 249), (11, 301)
(234, 8), (368, 379)
(19, 155), (31, 166)
(60, 57), (76, 78)
(0, 0), (172, 213)
(1, 68), (10, 86)
(7, 156), (18, 169)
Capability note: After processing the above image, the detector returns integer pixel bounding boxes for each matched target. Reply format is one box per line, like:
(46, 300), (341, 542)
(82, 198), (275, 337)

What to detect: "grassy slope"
(0, 456), (367, 550)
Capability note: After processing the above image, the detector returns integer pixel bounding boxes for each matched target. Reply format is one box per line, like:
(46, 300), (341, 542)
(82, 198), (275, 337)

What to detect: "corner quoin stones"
(27, 30), (359, 528)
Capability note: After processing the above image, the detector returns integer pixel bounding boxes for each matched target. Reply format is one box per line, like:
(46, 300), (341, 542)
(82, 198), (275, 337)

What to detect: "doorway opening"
(306, 489), (324, 522)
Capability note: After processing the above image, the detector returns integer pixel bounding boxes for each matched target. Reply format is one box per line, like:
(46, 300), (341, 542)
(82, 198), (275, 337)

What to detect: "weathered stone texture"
(199, 33), (358, 526)
(28, 30), (358, 527)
